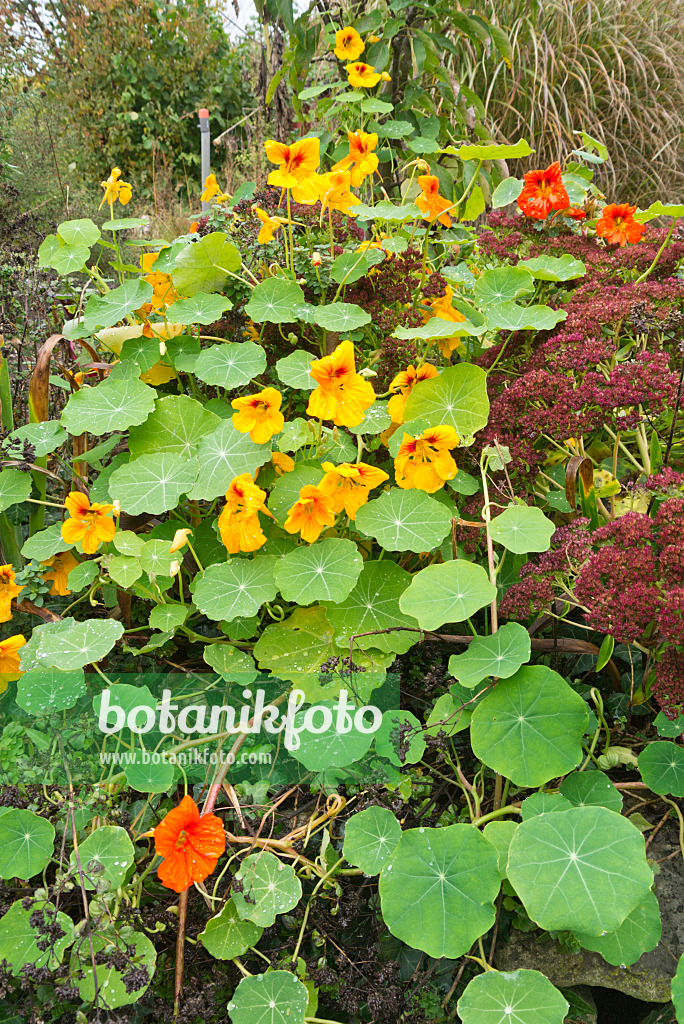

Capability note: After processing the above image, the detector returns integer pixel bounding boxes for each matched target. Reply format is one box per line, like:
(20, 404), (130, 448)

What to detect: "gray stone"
(494, 821), (683, 1003)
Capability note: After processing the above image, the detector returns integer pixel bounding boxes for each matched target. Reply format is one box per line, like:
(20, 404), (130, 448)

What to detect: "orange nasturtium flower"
(334, 26), (364, 61)
(0, 565), (24, 623)
(284, 485), (336, 543)
(154, 795), (225, 893)
(0, 634), (26, 692)
(307, 340), (375, 428)
(61, 491), (117, 554)
(345, 62), (382, 88)
(218, 474), (273, 554)
(140, 252), (180, 310)
(333, 130), (379, 187)
(388, 363), (439, 424)
(264, 137), (321, 204)
(231, 387), (285, 444)
(318, 170), (360, 217)
(517, 162), (569, 220)
(416, 175), (453, 227)
(201, 173), (230, 204)
(319, 461), (389, 519)
(41, 551), (80, 597)
(99, 167), (132, 209)
(394, 425), (459, 493)
(596, 203), (645, 247)
(272, 452), (295, 475)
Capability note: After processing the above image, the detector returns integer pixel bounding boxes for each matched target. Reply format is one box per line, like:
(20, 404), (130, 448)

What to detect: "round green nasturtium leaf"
(348, 400), (392, 435)
(354, 488), (452, 553)
(123, 754), (176, 794)
(403, 363), (490, 437)
(82, 279), (153, 331)
(520, 792), (572, 820)
(109, 453), (199, 514)
(507, 806), (653, 936)
(203, 644), (257, 682)
(486, 302), (567, 333)
(107, 554), (143, 588)
(275, 350), (315, 390)
(70, 825), (134, 890)
(470, 665), (588, 787)
(21, 523), (73, 560)
(244, 278), (305, 323)
(72, 927), (156, 1008)
(518, 254), (586, 281)
(324, 560), (420, 656)
(375, 709), (425, 766)
(19, 618), (75, 672)
(120, 333), (164, 372)
(172, 232), (241, 296)
(575, 889), (661, 966)
(199, 898), (263, 959)
(67, 560), (98, 591)
(61, 370), (156, 437)
(8, 420), (67, 457)
(457, 968), (569, 1024)
(379, 824), (500, 959)
(93, 682), (156, 729)
(483, 820), (519, 879)
(399, 560), (497, 631)
(167, 293), (233, 325)
(232, 852), (302, 927)
(228, 970), (309, 1024)
(654, 710), (684, 738)
(189, 420), (271, 501)
(448, 623), (531, 687)
(194, 342), (267, 389)
(129, 395), (219, 458)
(0, 809), (55, 879)
(473, 266), (534, 305)
(289, 700), (375, 772)
(113, 530), (144, 557)
(193, 557), (277, 623)
(16, 667), (86, 715)
(58, 217), (100, 246)
(671, 951), (684, 1022)
(273, 538), (363, 604)
(149, 603), (187, 632)
(343, 806), (401, 875)
(0, 900), (74, 975)
(492, 176), (524, 209)
(139, 538), (176, 577)
(559, 771), (623, 813)
(36, 619), (124, 671)
(313, 301), (371, 332)
(488, 505), (555, 555)
(253, 606), (390, 701)
(0, 468), (31, 511)
(426, 692), (472, 737)
(638, 741), (684, 797)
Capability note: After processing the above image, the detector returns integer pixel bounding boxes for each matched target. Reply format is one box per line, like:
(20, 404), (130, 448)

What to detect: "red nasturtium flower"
(154, 795), (225, 893)
(517, 162), (570, 220)
(596, 203), (645, 246)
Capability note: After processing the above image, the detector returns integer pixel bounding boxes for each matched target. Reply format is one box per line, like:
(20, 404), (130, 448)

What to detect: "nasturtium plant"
(4, 81), (683, 1021)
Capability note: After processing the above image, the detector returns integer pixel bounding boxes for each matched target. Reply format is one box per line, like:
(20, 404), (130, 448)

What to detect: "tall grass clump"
(464, 0), (684, 202)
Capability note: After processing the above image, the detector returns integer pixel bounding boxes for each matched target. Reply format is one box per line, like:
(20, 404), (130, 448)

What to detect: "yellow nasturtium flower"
(41, 551), (80, 596)
(255, 207), (287, 244)
(201, 173), (230, 204)
(0, 565), (24, 623)
(0, 635), (26, 692)
(394, 426), (459, 493)
(284, 485), (336, 544)
(231, 387), (285, 444)
(333, 130), (379, 187)
(345, 62), (382, 88)
(264, 137), (321, 204)
(334, 26), (364, 61)
(307, 340), (375, 428)
(99, 167), (133, 209)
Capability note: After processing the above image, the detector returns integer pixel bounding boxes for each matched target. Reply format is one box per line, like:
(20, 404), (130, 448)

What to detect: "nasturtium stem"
(635, 218), (675, 285)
